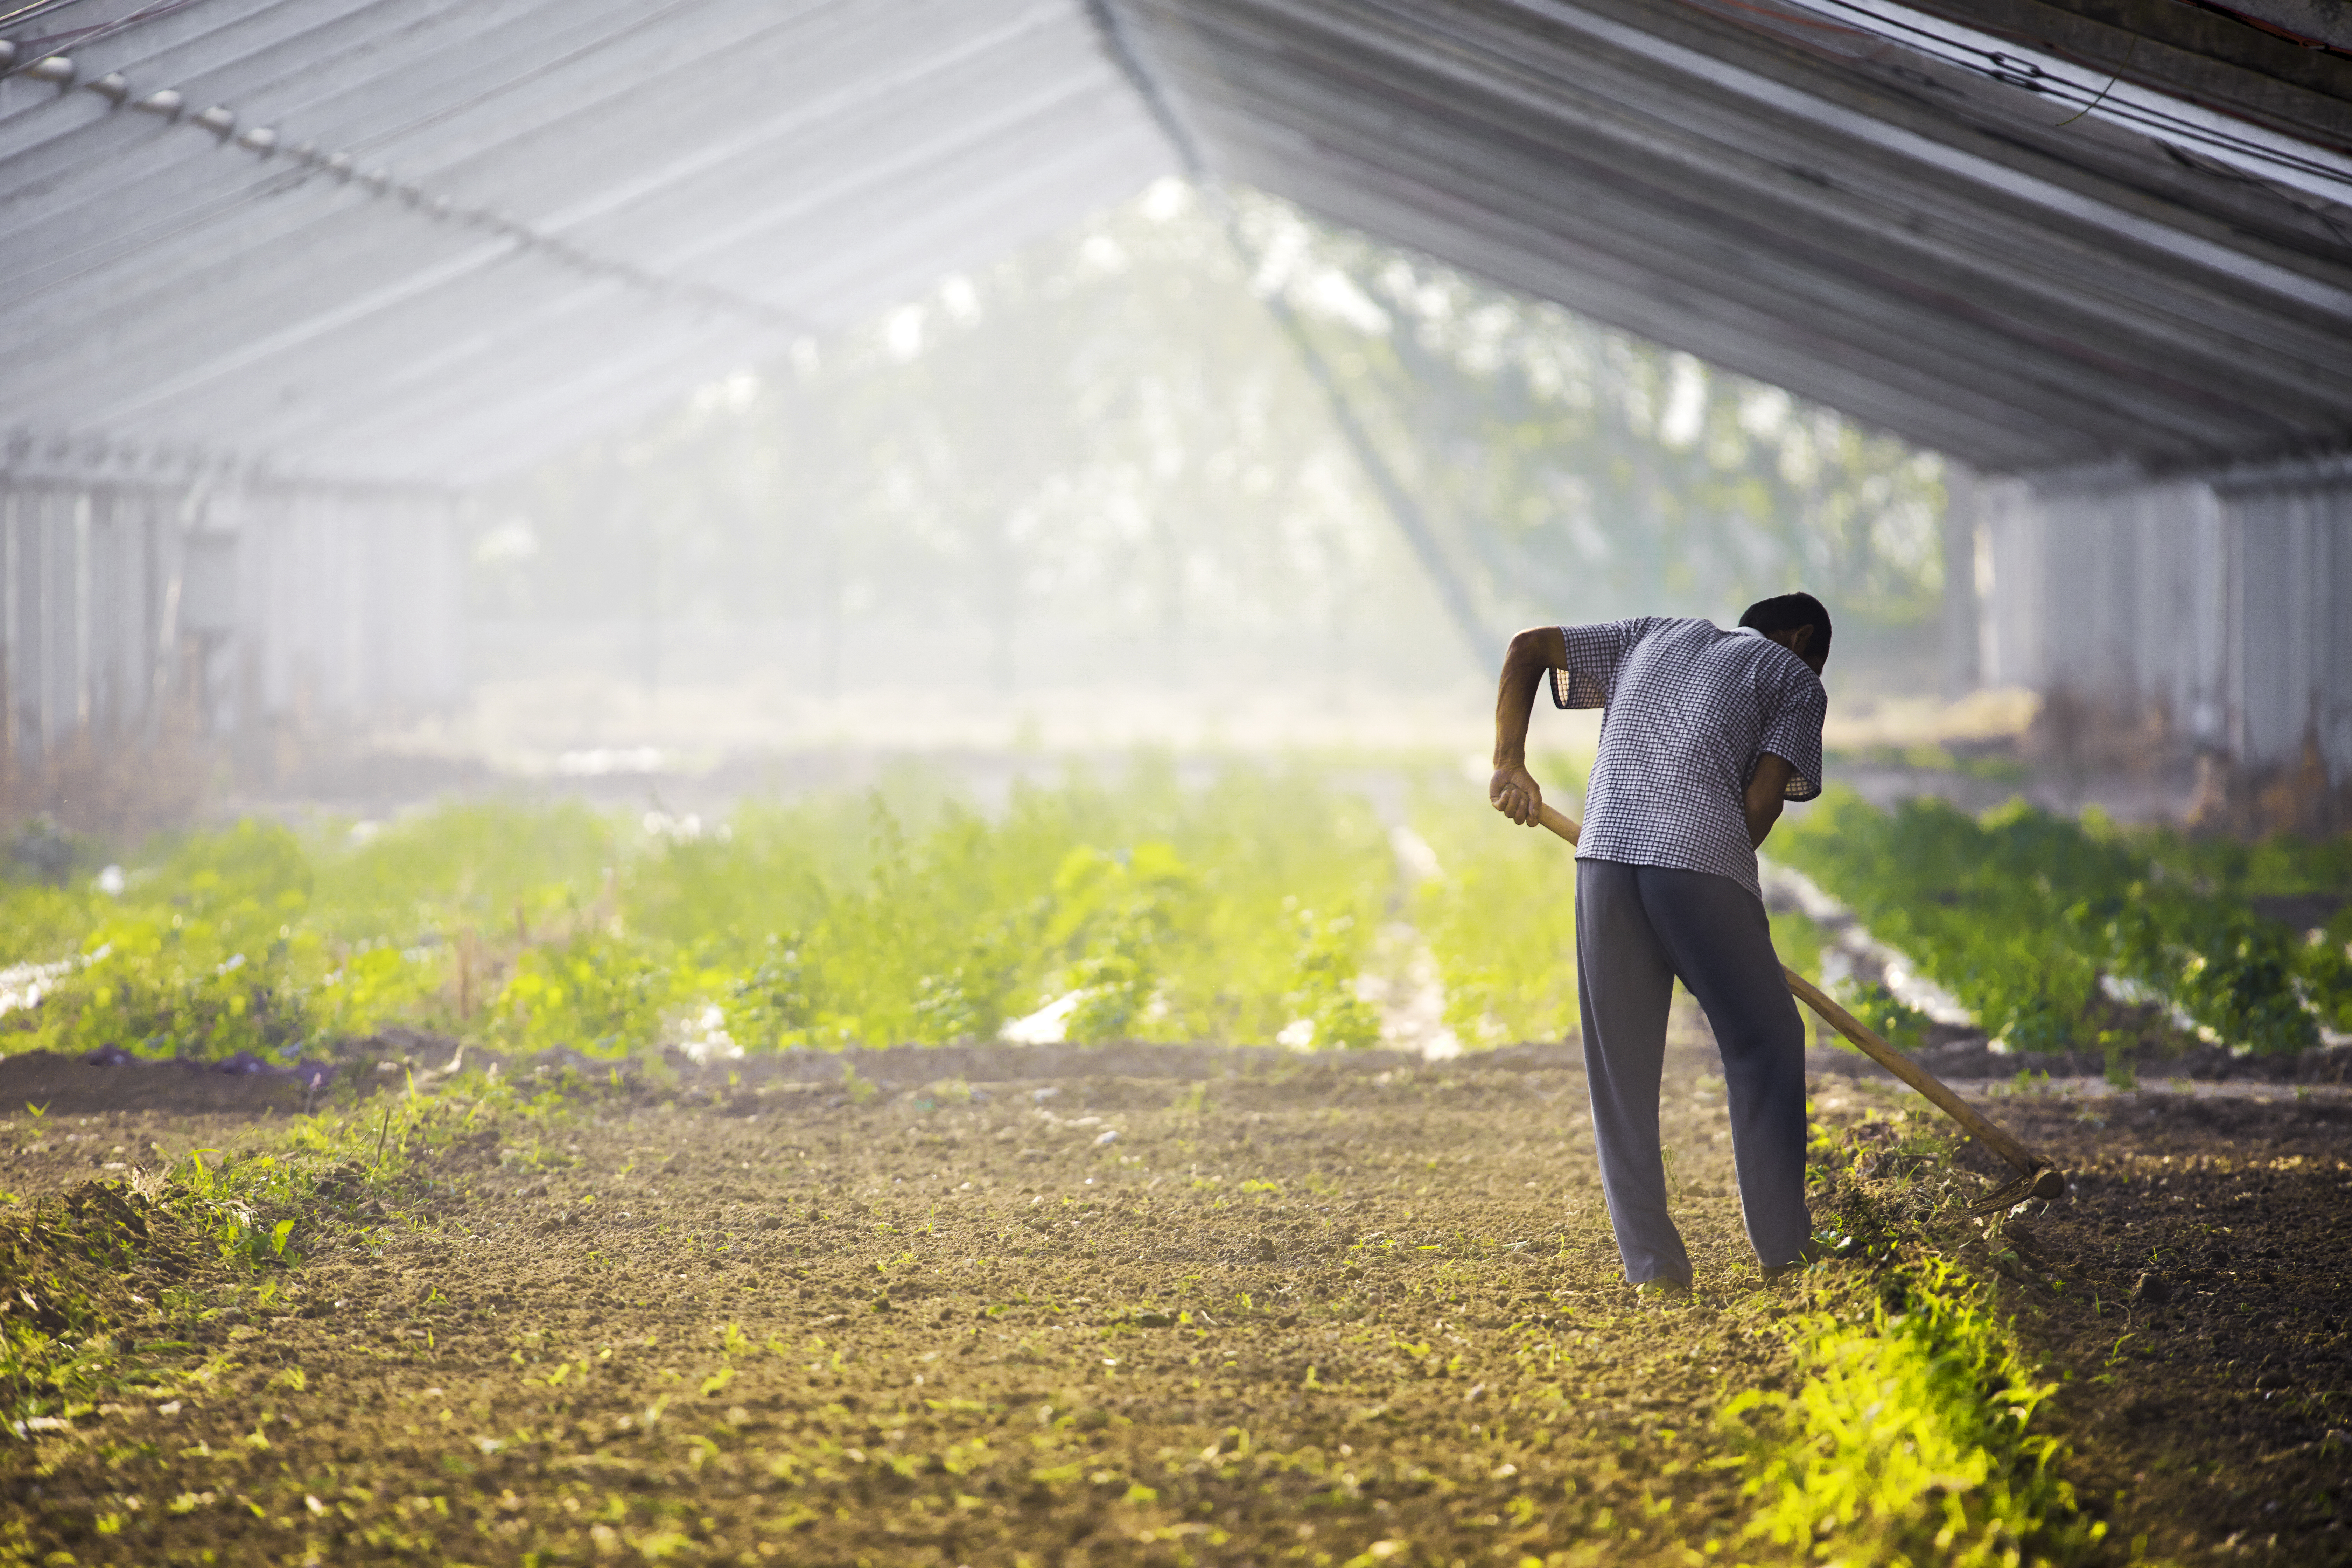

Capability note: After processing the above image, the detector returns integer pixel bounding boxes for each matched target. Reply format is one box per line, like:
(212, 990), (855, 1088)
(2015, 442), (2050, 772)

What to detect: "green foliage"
(1776, 792), (2342, 1056)
(17, 766), (2334, 1068)
(1768, 907), (1830, 987)
(724, 934), (816, 1052)
(0, 1062), (592, 1440)
(1843, 980), (1930, 1052)
(2300, 929), (2352, 1038)
(0, 763), (1398, 1060)
(0, 821), (321, 1062)
(1729, 1255), (2092, 1565)
(0, 877), (99, 971)
(12, 914), (298, 1062)
(308, 799), (614, 944)
(2134, 824), (2352, 902)
(1409, 763), (1584, 1046)
(2127, 823), (2352, 1038)
(1774, 795), (2095, 1054)
(489, 933), (674, 1059)
(1283, 909), (1382, 1050)
(308, 941), (446, 1041)
(0, 1184), (187, 1440)
(1131, 768), (1391, 1045)
(150, 818), (314, 920)
(1052, 841), (1194, 1044)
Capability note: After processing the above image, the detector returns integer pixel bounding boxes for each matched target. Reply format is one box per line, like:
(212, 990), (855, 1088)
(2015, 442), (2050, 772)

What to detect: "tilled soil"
(1, 1034), (1802, 1568)
(1, 1041), (2347, 1566)
(1921, 1087), (2352, 1565)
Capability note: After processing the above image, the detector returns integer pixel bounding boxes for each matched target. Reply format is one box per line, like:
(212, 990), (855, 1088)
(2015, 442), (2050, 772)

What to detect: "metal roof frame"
(0, 0), (1169, 482)
(1116, 0), (2352, 473)
(1, 0), (2348, 484)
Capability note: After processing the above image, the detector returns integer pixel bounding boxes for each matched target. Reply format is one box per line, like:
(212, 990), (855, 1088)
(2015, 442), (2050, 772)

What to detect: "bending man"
(1490, 595), (1832, 1292)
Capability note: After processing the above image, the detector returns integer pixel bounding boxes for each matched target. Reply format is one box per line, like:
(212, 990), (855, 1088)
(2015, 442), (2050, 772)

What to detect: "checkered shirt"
(1550, 617), (1826, 899)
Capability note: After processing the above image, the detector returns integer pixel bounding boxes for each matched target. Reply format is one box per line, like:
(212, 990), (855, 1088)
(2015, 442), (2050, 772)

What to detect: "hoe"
(1532, 802), (2067, 1215)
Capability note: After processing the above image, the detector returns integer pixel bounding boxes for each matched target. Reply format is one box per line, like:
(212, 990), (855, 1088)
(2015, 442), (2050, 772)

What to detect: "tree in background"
(479, 180), (1944, 698)
(1245, 195), (1945, 642)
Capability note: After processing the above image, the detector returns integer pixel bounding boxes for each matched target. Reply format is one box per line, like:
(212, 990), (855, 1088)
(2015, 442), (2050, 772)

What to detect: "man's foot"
(1633, 1278), (1692, 1302)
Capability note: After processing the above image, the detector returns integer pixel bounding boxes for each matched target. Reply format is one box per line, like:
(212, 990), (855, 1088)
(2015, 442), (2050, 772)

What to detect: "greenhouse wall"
(1979, 462), (2352, 785)
(0, 470), (462, 772)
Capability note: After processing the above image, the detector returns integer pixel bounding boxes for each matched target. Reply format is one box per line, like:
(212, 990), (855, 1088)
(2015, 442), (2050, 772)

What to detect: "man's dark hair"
(1738, 592), (1832, 663)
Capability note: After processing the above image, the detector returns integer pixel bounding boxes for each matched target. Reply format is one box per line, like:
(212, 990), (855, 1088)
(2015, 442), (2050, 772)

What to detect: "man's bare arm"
(1490, 626), (1567, 827)
(1745, 753), (1797, 848)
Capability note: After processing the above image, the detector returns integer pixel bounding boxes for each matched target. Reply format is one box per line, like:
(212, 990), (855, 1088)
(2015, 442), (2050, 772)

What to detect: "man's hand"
(1491, 762), (1545, 826)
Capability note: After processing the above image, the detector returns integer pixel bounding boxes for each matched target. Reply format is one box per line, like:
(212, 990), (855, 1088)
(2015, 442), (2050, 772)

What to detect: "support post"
(1941, 461), (1981, 699)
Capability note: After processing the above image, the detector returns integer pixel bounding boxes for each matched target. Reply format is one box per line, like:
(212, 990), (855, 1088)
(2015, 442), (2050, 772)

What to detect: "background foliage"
(477, 184), (1949, 698)
(6, 768), (2344, 1065)
(0, 766), (1415, 1063)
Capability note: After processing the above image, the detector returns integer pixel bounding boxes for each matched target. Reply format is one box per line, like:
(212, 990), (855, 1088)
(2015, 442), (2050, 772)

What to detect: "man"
(1488, 594), (1831, 1294)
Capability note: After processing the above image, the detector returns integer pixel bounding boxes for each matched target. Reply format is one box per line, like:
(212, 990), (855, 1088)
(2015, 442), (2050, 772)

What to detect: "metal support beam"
(1091, 0), (1497, 668)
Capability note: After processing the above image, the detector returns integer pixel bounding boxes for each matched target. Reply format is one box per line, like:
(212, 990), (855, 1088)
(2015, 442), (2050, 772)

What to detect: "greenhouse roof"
(0, 0), (1171, 485)
(2, 0), (2350, 484)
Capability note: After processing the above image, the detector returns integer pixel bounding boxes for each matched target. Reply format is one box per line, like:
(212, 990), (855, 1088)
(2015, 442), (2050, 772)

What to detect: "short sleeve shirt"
(1550, 617), (1826, 898)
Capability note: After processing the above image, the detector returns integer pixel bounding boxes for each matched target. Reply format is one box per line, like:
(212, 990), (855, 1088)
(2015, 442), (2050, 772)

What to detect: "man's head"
(1739, 592), (1832, 674)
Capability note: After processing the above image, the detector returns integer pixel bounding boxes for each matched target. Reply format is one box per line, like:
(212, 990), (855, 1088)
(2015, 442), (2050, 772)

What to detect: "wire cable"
(1792, 0), (2352, 194)
(1, 0), (211, 81)
(0, 6), (823, 336)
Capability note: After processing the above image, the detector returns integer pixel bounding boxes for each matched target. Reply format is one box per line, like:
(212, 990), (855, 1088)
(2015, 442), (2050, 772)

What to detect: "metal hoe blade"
(1963, 1163), (2069, 1217)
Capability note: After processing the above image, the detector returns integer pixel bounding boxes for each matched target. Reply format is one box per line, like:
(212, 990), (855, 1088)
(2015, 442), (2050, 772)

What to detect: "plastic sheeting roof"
(1114, 0), (2352, 475)
(0, 0), (1172, 484)
(3, 0), (2350, 484)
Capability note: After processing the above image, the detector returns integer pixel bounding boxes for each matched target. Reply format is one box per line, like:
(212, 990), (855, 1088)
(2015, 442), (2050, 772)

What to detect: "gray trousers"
(1576, 858), (1810, 1285)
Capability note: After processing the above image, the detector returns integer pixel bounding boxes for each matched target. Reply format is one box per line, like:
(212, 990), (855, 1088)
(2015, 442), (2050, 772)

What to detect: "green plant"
(0, 763), (1412, 1062)
(723, 933), (815, 1049)
(1052, 841), (1192, 1043)
(1728, 1254), (2096, 1565)
(1842, 980), (1929, 1052)
(1409, 759), (1586, 1047)
(1769, 906), (1830, 986)
(1776, 792), (2342, 1056)
(1282, 908), (1382, 1050)
(489, 932), (674, 1058)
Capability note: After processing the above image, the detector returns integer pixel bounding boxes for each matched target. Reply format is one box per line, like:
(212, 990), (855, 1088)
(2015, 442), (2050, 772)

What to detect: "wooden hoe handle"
(1531, 802), (2063, 1198)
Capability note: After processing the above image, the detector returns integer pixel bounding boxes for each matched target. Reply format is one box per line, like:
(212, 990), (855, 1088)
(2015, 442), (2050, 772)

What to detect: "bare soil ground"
(1, 1037), (2346, 1567)
(1933, 1087), (2352, 1564)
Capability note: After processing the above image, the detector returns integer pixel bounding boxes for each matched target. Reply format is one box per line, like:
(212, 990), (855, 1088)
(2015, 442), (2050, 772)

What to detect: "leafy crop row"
(1722, 1109), (2114, 1566)
(0, 763), (1414, 1063)
(10, 761), (2344, 1067)
(1774, 792), (2352, 1056)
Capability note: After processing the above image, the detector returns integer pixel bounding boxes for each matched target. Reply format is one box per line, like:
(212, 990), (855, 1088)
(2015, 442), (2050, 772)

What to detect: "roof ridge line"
(0, 32), (820, 337)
